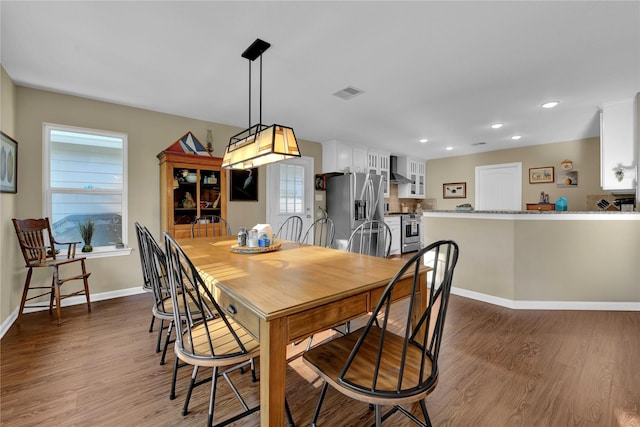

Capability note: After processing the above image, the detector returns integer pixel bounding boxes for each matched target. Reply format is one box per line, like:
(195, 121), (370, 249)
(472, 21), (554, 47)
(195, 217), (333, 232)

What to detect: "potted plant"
(78, 219), (95, 252)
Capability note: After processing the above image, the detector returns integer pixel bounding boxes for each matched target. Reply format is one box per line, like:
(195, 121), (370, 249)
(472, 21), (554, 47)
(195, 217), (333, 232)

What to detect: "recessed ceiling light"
(419, 138), (428, 143)
(511, 135), (522, 140)
(542, 101), (559, 109)
(445, 146), (454, 151)
(490, 123), (503, 129)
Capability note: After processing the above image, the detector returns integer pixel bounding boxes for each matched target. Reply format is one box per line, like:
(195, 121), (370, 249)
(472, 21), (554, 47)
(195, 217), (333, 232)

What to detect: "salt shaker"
(237, 227), (247, 246)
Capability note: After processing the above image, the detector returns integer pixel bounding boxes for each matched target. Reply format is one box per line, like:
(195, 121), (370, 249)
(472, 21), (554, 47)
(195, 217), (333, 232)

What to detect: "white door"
(475, 162), (522, 210)
(266, 156), (315, 237)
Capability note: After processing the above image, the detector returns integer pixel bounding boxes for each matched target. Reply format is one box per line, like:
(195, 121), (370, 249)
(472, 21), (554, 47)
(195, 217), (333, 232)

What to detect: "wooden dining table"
(177, 236), (427, 426)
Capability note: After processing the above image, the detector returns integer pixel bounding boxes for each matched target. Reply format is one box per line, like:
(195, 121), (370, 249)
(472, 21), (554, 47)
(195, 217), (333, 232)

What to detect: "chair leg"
(207, 366), (219, 427)
(17, 268), (33, 321)
(375, 405), (382, 427)
(310, 381), (328, 427)
(49, 275), (55, 313)
(183, 365), (199, 416)
(285, 398), (296, 427)
(420, 400), (433, 427)
(160, 320), (174, 365)
(170, 356), (179, 400)
(81, 259), (91, 312)
(148, 315), (155, 333)
(52, 266), (62, 325)
(155, 319), (165, 353)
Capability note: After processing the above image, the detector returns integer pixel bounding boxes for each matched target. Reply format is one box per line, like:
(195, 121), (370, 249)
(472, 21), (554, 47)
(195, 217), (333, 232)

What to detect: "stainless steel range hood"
(389, 156), (411, 184)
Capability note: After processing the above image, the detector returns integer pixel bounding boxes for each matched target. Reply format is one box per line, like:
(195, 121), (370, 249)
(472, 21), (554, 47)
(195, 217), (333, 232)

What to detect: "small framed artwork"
(0, 131), (18, 193)
(230, 168), (258, 201)
(529, 166), (554, 184)
(557, 170), (578, 188)
(443, 182), (466, 199)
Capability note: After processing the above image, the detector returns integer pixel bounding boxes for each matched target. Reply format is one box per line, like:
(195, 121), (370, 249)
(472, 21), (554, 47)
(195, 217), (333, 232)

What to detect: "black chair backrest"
(163, 232), (252, 359)
(141, 226), (173, 313)
(339, 240), (459, 398)
(275, 215), (304, 242)
(134, 222), (152, 292)
(302, 217), (335, 248)
(346, 220), (392, 258)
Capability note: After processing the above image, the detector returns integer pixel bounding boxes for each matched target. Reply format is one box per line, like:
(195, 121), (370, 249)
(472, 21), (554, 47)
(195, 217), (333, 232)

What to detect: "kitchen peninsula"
(423, 210), (640, 310)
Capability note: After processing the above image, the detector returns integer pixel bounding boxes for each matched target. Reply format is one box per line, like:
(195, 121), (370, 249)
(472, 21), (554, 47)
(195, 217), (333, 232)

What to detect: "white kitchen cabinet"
(384, 216), (401, 255)
(367, 150), (390, 197)
(600, 98), (637, 192)
(397, 156), (426, 199)
(322, 140), (368, 174)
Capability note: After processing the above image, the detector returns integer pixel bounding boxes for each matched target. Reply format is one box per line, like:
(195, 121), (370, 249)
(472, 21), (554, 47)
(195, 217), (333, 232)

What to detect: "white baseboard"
(0, 287), (146, 339)
(451, 287), (640, 311)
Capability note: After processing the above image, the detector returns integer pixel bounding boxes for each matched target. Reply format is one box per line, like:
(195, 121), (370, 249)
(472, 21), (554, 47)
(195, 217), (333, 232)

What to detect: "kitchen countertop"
(422, 210), (640, 220)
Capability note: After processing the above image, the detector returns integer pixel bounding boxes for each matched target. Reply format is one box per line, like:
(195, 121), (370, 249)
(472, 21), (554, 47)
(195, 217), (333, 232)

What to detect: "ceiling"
(2, 1), (639, 160)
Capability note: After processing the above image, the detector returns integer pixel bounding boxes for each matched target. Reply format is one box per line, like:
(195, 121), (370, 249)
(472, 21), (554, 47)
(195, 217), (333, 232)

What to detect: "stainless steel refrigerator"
(326, 172), (384, 250)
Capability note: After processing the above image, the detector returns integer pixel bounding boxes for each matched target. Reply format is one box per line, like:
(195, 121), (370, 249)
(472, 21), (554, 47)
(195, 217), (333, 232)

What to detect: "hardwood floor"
(1, 293), (638, 426)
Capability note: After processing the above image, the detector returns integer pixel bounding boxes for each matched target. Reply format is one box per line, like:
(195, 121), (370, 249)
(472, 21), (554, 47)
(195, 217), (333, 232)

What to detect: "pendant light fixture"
(222, 38), (301, 170)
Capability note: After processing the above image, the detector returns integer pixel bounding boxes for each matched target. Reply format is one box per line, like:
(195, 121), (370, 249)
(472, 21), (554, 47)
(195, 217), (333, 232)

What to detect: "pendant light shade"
(222, 39), (301, 169)
(222, 123), (300, 169)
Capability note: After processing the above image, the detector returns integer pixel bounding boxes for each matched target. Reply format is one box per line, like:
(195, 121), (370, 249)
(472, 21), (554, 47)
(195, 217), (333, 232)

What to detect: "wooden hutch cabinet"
(157, 151), (227, 239)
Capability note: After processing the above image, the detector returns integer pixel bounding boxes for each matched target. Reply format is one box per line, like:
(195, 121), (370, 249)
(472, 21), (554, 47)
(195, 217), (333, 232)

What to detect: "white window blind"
(44, 124), (128, 250)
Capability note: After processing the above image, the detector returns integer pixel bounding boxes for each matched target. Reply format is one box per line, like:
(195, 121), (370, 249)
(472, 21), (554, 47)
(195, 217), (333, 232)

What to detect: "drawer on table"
(215, 291), (260, 340)
(370, 275), (421, 307)
(287, 294), (368, 342)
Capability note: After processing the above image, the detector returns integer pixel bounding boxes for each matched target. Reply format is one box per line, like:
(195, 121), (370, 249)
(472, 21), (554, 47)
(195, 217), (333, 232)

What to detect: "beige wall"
(1, 85), (322, 327)
(425, 137), (608, 211)
(1, 66), (19, 327)
(424, 215), (640, 303)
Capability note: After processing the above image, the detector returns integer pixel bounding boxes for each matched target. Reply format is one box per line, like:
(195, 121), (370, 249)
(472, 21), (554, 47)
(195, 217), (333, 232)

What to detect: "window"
(278, 163), (304, 214)
(44, 124), (128, 253)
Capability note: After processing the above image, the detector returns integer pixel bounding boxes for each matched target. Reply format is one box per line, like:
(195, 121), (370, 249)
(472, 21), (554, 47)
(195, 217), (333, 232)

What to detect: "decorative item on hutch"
(157, 132), (227, 239)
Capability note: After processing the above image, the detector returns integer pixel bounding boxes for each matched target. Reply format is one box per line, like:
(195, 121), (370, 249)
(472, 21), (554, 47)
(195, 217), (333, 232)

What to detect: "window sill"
(62, 247), (133, 260)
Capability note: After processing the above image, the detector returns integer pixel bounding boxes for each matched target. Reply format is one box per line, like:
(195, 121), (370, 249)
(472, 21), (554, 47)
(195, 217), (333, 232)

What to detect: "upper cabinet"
(367, 149), (390, 197)
(600, 98), (637, 193)
(322, 140), (367, 174)
(397, 156), (426, 199)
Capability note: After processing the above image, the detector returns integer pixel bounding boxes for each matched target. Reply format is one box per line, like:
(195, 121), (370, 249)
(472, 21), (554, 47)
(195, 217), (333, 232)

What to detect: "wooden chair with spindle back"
(12, 217), (91, 325)
(303, 240), (460, 427)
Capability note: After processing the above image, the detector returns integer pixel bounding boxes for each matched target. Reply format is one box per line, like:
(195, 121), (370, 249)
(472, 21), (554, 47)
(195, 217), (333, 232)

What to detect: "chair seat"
(177, 316), (260, 367)
(303, 326), (435, 406)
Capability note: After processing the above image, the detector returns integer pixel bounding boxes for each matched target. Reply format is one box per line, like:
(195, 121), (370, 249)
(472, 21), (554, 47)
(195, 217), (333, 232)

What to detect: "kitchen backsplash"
(386, 185), (436, 212)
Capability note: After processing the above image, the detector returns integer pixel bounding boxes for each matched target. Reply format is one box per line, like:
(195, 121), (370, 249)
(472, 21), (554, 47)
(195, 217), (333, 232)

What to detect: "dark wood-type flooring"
(1, 293), (639, 426)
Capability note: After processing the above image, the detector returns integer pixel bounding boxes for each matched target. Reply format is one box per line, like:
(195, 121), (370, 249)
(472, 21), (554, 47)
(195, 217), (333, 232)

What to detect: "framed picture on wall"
(443, 182), (466, 199)
(529, 166), (554, 184)
(0, 131), (18, 194)
(230, 168), (258, 201)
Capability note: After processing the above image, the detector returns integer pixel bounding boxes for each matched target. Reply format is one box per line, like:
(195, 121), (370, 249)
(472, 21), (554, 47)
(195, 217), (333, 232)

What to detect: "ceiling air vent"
(332, 86), (364, 100)
(472, 141), (487, 146)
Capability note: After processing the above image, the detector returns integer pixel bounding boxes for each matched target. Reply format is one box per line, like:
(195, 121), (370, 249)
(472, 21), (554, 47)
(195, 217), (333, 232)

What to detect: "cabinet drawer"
(526, 203), (555, 211)
(287, 294), (368, 342)
(215, 290), (260, 340)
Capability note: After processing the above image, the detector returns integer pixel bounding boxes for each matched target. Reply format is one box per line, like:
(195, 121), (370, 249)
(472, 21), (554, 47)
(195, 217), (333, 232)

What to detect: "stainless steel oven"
(400, 213), (421, 253)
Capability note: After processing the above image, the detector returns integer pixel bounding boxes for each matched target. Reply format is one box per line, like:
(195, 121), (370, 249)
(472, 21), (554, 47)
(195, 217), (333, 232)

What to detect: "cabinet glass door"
(200, 169), (222, 217)
(173, 168), (197, 224)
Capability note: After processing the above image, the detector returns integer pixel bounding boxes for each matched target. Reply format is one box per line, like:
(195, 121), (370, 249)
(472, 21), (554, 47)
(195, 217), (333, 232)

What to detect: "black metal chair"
(301, 217), (335, 248)
(134, 222), (156, 333)
(346, 220), (393, 259)
(303, 240), (459, 427)
(191, 215), (232, 238)
(275, 215), (304, 242)
(164, 232), (296, 427)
